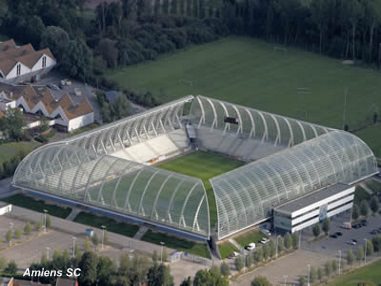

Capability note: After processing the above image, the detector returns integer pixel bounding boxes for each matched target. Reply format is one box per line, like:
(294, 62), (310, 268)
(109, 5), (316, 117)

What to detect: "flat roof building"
(273, 183), (355, 233)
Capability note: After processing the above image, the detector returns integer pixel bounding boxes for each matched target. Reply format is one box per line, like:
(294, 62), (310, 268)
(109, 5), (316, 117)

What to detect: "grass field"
(157, 151), (244, 226)
(326, 259), (381, 286)
(107, 36), (381, 156)
(2, 194), (71, 218)
(234, 229), (265, 247)
(218, 241), (238, 259)
(0, 141), (40, 164)
(142, 229), (210, 258)
(74, 212), (139, 237)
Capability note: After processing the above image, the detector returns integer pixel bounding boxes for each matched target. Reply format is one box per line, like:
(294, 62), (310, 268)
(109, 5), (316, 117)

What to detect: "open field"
(326, 259), (381, 286)
(234, 229), (265, 247)
(142, 229), (210, 258)
(74, 212), (139, 237)
(0, 141), (40, 164)
(218, 241), (238, 259)
(107, 36), (381, 156)
(2, 194), (71, 218)
(158, 151), (244, 226)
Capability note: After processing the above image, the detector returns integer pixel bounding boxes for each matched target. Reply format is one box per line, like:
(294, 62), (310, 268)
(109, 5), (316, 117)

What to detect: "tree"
(5, 230), (12, 245)
(360, 200), (370, 217)
(251, 276), (272, 286)
(4, 260), (17, 276)
(355, 246), (364, 262)
(13, 229), (21, 239)
(372, 235), (381, 252)
(317, 267), (324, 281)
(370, 196), (379, 214)
(322, 218), (330, 235)
(112, 95), (130, 119)
(40, 26), (70, 61)
(235, 256), (245, 272)
(24, 222), (32, 235)
(91, 233), (99, 247)
(0, 108), (25, 141)
(324, 261), (332, 277)
(147, 263), (174, 286)
(193, 268), (228, 286)
(245, 253), (254, 268)
(352, 204), (360, 220)
(346, 249), (354, 265)
(254, 248), (263, 263)
(331, 260), (337, 273)
(312, 224), (321, 237)
(101, 102), (112, 123)
(220, 262), (230, 276)
(78, 252), (99, 286)
(310, 266), (317, 283)
(365, 240), (374, 256)
(97, 256), (116, 285)
(97, 38), (119, 68)
(180, 276), (192, 286)
(61, 39), (93, 82)
(291, 233), (299, 249)
(284, 233), (292, 249)
(298, 276), (306, 286)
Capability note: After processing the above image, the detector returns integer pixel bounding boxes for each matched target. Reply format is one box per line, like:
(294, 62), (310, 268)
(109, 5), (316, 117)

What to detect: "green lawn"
(354, 125), (381, 158)
(157, 151), (244, 226)
(326, 259), (381, 286)
(219, 241), (238, 259)
(74, 212), (139, 237)
(2, 194), (71, 218)
(0, 141), (40, 164)
(142, 229), (210, 258)
(234, 229), (265, 247)
(107, 36), (381, 156)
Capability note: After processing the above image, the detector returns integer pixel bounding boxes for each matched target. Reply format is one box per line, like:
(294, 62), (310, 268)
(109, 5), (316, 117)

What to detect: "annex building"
(12, 96), (378, 241)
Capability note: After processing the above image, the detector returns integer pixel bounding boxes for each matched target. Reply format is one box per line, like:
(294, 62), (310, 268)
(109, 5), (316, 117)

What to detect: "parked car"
(260, 238), (270, 244)
(341, 222), (352, 229)
(245, 242), (256, 251)
(260, 229), (271, 237)
(228, 251), (240, 259)
(346, 240), (357, 245)
(48, 83), (60, 90)
(330, 234), (338, 239)
(335, 231), (343, 237)
(361, 219), (368, 227)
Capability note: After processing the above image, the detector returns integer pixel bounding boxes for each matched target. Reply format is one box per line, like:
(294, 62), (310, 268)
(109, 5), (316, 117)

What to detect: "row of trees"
(352, 195), (380, 220)
(224, 0), (381, 66)
(312, 218), (331, 238)
(96, 92), (130, 123)
(233, 233), (299, 273)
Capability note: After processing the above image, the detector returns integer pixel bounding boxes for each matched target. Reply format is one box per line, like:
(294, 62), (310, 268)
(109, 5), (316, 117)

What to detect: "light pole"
(101, 225), (106, 250)
(43, 209), (48, 233)
(46, 247), (50, 260)
(160, 241), (165, 263)
(338, 250), (342, 275)
(276, 235), (280, 258)
(364, 239), (368, 264)
(307, 264), (311, 286)
(72, 236), (77, 258)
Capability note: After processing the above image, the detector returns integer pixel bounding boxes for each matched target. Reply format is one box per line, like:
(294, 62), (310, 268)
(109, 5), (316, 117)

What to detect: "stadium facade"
(12, 95), (378, 241)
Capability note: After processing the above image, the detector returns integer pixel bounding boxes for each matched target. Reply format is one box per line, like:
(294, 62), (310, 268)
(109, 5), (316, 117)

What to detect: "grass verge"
(234, 230), (265, 247)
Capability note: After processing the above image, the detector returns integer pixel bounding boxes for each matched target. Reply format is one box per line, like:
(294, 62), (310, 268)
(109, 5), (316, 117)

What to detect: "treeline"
(0, 0), (228, 86)
(224, 0), (381, 65)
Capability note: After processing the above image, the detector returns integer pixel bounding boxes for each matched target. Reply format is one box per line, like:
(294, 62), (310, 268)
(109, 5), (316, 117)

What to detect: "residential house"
(0, 84), (94, 132)
(0, 39), (56, 83)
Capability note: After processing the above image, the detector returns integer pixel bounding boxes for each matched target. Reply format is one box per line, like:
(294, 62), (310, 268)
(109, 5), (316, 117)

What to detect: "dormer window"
(16, 64), (21, 76)
(42, 56), (47, 68)
(54, 113), (62, 120)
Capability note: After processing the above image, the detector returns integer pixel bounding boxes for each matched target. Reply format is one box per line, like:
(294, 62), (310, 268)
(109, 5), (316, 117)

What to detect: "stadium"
(12, 95), (379, 242)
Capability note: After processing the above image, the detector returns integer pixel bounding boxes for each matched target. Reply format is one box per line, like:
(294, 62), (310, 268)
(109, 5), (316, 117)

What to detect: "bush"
(251, 276), (272, 286)
(234, 256), (245, 272)
(220, 262), (230, 276)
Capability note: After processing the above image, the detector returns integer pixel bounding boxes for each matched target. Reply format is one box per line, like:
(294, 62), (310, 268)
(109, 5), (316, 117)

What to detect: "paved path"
(133, 225), (148, 240)
(65, 208), (81, 221)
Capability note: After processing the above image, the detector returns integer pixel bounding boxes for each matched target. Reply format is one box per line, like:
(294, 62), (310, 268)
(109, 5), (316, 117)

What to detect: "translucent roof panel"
(13, 146), (210, 238)
(190, 96), (332, 147)
(210, 131), (378, 239)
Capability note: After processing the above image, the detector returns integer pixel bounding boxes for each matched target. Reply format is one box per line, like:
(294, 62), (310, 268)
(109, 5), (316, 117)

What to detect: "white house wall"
(16, 97), (31, 112)
(31, 55), (56, 72)
(6, 62), (30, 80)
(68, 113), (94, 131)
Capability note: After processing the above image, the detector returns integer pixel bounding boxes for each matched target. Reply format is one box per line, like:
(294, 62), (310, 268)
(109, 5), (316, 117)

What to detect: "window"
(16, 64), (21, 76)
(42, 56), (47, 68)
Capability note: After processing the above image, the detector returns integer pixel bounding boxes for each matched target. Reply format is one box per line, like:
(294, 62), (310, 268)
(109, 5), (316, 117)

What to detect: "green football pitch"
(158, 151), (245, 226)
(107, 36), (381, 157)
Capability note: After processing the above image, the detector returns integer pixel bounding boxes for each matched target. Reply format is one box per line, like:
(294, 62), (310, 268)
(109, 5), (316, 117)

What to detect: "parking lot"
(302, 210), (381, 256)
